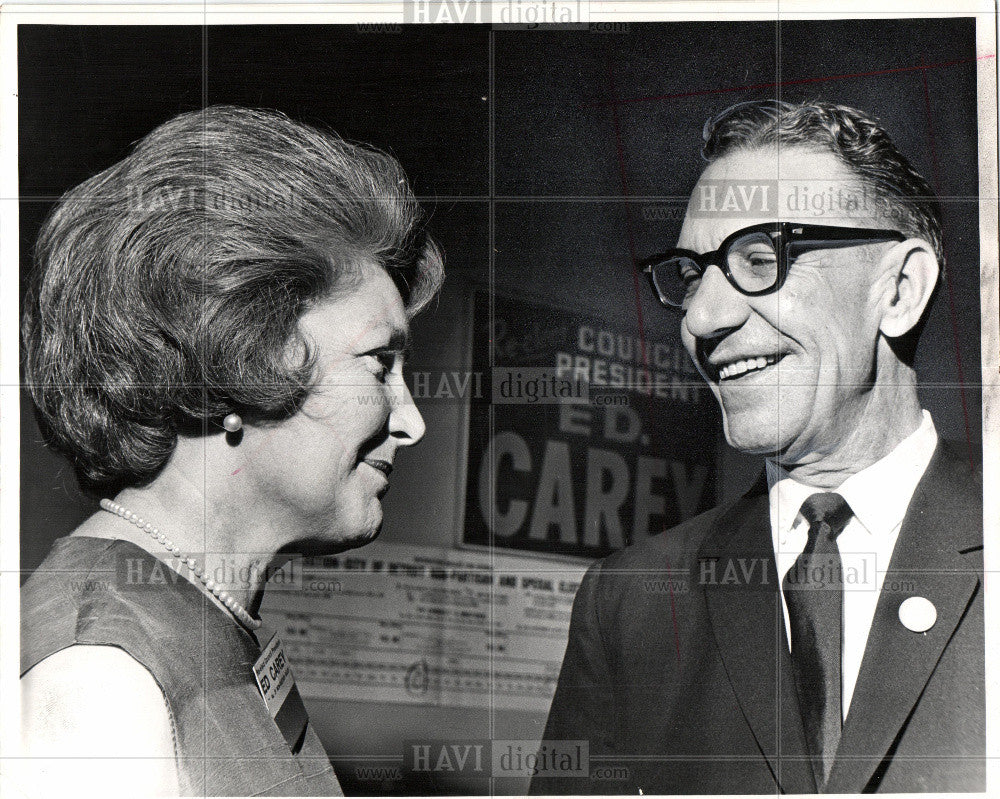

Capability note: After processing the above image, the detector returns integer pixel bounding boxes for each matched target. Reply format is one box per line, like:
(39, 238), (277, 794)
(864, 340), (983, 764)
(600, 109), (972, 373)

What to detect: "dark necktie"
(782, 492), (854, 788)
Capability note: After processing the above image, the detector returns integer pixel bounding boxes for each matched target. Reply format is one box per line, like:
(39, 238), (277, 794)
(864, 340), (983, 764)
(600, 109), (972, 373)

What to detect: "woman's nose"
(389, 379), (426, 446)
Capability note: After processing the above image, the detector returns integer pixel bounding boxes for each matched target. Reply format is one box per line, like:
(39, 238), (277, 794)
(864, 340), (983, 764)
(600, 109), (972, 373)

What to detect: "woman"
(19, 105), (443, 796)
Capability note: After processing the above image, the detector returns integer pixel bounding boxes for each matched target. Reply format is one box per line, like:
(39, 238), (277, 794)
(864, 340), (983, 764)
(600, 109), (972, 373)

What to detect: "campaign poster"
(464, 291), (721, 560)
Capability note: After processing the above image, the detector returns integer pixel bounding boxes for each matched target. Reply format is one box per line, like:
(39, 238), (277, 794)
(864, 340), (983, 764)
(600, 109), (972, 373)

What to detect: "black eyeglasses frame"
(640, 222), (907, 311)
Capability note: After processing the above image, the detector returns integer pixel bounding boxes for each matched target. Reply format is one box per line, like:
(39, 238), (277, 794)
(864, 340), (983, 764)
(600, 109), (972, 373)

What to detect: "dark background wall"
(18, 19), (980, 795)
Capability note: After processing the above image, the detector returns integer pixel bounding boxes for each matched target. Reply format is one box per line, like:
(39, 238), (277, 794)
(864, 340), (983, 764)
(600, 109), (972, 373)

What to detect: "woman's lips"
(362, 459), (393, 486)
(361, 459), (392, 497)
(364, 458), (393, 476)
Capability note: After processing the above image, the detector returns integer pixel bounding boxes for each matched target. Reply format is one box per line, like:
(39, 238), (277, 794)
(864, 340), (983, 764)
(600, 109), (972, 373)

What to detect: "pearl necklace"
(100, 499), (263, 631)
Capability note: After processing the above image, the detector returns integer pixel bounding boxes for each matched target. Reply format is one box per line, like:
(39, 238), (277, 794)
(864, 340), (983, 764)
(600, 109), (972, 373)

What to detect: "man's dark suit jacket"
(531, 441), (983, 794)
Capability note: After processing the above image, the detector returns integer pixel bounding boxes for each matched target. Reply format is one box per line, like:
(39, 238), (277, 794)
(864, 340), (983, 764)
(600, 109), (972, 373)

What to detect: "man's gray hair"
(701, 99), (944, 266)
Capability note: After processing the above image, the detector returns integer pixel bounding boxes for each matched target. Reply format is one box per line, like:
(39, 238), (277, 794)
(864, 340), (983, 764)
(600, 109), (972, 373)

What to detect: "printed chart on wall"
(465, 290), (720, 560)
(260, 542), (586, 712)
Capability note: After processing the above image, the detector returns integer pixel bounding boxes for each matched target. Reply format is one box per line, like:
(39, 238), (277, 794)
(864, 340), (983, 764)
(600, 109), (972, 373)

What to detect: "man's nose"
(389, 379), (426, 446)
(682, 264), (752, 340)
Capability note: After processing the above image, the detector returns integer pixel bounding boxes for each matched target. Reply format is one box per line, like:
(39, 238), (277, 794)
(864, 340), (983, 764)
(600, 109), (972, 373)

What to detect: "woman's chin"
(288, 524), (383, 557)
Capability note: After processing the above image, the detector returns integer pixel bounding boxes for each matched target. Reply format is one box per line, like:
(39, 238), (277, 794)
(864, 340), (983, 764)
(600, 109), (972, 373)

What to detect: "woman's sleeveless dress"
(21, 536), (343, 796)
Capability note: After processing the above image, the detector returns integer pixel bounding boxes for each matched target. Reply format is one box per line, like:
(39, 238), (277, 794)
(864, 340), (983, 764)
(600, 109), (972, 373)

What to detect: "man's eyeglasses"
(641, 222), (906, 311)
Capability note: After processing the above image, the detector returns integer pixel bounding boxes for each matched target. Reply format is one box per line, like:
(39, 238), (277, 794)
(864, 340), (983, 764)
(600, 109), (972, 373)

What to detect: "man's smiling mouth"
(714, 353), (786, 381)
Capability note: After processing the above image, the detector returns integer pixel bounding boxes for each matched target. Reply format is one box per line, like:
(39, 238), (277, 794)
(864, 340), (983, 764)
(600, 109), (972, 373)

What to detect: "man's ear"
(877, 239), (940, 338)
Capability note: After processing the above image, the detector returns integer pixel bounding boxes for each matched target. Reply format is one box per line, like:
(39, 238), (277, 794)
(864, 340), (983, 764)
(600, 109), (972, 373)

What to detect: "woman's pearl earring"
(222, 413), (243, 433)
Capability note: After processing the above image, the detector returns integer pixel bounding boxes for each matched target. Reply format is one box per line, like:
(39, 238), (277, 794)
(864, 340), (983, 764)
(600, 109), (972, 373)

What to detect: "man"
(531, 100), (983, 794)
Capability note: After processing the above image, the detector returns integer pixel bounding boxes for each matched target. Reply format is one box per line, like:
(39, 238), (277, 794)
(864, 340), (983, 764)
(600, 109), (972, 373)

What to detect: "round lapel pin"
(899, 596), (937, 633)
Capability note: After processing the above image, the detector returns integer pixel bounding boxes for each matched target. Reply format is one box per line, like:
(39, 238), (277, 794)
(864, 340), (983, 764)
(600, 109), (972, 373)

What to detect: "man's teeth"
(718, 355), (779, 380)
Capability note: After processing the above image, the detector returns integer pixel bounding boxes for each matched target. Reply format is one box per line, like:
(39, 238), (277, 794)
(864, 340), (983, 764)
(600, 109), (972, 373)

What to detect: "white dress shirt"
(765, 410), (938, 720)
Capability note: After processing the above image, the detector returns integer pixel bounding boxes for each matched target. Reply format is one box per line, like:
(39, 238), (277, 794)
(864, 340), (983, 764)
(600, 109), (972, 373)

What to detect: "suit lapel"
(824, 443), (983, 794)
(699, 477), (817, 794)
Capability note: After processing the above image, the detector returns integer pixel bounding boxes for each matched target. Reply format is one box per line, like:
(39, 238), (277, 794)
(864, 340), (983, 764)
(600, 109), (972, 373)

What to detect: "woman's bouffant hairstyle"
(22, 105), (444, 494)
(701, 99), (944, 267)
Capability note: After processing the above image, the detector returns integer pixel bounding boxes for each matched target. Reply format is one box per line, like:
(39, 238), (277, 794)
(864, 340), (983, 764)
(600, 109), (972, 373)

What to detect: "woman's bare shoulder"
(19, 645), (180, 796)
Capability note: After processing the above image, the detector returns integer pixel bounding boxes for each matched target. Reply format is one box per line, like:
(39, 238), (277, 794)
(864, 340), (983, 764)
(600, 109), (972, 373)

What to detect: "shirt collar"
(766, 410), (938, 543)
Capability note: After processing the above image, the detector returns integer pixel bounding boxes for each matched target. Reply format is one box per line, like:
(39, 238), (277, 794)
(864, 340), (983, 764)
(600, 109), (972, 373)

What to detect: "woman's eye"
(364, 353), (391, 380)
(366, 351), (404, 381)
